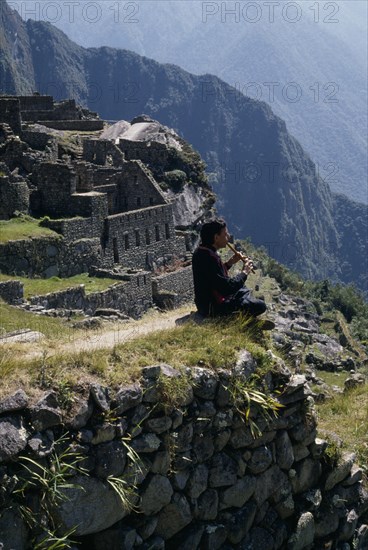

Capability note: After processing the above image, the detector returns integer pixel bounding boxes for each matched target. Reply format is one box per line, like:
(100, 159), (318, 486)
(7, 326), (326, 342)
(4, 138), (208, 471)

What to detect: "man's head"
(200, 219), (230, 249)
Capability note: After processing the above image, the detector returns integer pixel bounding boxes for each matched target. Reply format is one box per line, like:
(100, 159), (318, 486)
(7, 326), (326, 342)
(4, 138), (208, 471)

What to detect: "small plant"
(14, 434), (87, 548)
(16, 436), (87, 507)
(32, 527), (77, 550)
(156, 368), (192, 411)
(106, 475), (137, 512)
(228, 375), (284, 438)
(56, 380), (75, 410)
(107, 437), (144, 513)
(323, 436), (343, 468)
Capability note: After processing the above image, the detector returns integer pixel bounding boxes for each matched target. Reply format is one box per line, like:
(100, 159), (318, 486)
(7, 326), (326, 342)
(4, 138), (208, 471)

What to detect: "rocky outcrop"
(0, 357), (367, 549)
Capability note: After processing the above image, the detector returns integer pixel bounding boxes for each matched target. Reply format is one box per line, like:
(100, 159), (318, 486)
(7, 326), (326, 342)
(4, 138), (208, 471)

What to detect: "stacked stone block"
(29, 271), (152, 319)
(119, 138), (170, 166)
(0, 98), (22, 135)
(0, 280), (24, 304)
(152, 266), (194, 308)
(0, 362), (367, 549)
(0, 236), (101, 278)
(102, 204), (181, 270)
(0, 175), (30, 219)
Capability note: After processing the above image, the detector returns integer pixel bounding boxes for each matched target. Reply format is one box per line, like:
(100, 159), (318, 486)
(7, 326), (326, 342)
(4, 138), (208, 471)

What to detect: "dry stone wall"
(152, 266), (194, 308)
(102, 205), (186, 271)
(40, 121), (104, 131)
(0, 236), (101, 278)
(29, 272), (152, 319)
(0, 280), (23, 304)
(0, 176), (30, 219)
(0, 98), (22, 135)
(0, 360), (367, 549)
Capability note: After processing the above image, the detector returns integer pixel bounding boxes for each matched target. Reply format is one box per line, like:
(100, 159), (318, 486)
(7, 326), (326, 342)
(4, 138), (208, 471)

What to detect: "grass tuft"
(317, 384), (368, 470)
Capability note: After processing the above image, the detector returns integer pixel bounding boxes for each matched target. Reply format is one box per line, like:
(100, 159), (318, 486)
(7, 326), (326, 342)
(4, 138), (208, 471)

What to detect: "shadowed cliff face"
(0, 1), (35, 93)
(0, 2), (366, 291)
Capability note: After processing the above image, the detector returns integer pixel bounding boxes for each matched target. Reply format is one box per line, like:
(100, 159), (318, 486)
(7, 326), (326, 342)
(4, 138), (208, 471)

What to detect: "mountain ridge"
(0, 1), (366, 293)
(11, 0), (367, 204)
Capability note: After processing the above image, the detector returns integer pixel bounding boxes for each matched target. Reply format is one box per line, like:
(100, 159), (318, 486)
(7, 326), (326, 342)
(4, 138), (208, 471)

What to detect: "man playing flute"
(192, 219), (273, 327)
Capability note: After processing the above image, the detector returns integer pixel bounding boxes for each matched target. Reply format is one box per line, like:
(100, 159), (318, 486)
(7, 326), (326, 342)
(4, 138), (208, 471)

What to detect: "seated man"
(192, 219), (268, 319)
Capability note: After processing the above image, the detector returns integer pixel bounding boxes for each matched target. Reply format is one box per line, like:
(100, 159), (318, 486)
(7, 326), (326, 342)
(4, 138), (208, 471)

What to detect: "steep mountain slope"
(12, 0), (367, 204)
(0, 1), (366, 291)
(0, 0), (35, 93)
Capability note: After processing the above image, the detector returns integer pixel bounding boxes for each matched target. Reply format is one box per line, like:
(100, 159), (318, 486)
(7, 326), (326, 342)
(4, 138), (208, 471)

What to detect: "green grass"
(0, 314), (274, 396)
(0, 273), (118, 298)
(0, 217), (59, 243)
(316, 383), (368, 469)
(313, 370), (349, 389)
(0, 300), (79, 339)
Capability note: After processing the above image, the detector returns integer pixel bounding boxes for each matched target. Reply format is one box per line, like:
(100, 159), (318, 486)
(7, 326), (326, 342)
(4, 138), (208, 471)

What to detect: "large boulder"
(51, 475), (131, 536)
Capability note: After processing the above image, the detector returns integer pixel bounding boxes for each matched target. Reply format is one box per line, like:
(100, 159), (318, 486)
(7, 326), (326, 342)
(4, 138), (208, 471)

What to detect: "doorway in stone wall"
(113, 238), (119, 263)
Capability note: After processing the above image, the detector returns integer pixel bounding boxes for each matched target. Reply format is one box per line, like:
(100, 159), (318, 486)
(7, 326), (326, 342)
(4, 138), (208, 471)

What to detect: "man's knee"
(247, 299), (266, 317)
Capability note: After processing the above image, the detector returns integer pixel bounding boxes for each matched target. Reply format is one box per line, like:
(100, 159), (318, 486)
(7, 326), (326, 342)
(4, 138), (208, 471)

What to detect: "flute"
(227, 242), (256, 274)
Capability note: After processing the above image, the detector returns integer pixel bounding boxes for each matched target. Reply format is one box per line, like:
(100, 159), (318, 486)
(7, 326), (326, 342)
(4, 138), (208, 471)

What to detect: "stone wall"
(40, 120), (104, 131)
(44, 216), (102, 242)
(0, 236), (102, 278)
(0, 280), (24, 304)
(29, 271), (152, 319)
(0, 176), (30, 219)
(17, 95), (54, 112)
(0, 98), (21, 135)
(0, 363), (367, 549)
(110, 160), (167, 214)
(119, 138), (170, 166)
(102, 204), (186, 270)
(34, 163), (77, 217)
(21, 130), (58, 160)
(152, 266), (194, 308)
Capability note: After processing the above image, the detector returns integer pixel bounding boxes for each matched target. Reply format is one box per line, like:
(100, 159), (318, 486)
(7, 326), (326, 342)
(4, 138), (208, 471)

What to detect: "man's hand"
(241, 258), (254, 275)
(227, 252), (243, 267)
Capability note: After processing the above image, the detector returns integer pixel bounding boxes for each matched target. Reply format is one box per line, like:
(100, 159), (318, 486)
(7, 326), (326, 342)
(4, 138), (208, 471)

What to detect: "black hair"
(200, 219), (227, 247)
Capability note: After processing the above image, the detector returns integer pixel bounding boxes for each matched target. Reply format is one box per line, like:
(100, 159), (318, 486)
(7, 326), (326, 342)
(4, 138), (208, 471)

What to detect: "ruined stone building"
(0, 94), (206, 316)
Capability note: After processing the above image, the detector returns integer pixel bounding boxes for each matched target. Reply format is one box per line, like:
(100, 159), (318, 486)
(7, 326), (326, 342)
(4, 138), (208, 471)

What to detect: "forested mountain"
(0, 1), (366, 292)
(9, 0), (367, 204)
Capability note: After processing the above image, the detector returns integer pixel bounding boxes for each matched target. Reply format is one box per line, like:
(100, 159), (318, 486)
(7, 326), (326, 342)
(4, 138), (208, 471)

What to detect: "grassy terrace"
(0, 307), (367, 471)
(0, 313), (273, 394)
(0, 300), (76, 339)
(0, 216), (59, 242)
(0, 273), (118, 299)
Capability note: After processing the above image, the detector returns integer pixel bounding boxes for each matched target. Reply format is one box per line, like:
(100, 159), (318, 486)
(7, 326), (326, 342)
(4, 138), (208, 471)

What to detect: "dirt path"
(2, 306), (194, 361)
(63, 307), (192, 354)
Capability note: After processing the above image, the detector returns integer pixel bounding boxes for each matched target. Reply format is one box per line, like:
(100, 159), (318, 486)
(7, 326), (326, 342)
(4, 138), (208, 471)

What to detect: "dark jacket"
(192, 245), (247, 316)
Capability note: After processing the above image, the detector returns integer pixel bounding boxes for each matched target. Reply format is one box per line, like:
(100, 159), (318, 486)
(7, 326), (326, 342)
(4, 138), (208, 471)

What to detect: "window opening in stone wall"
(155, 225), (160, 241)
(143, 275), (147, 285)
(134, 175), (138, 184)
(165, 223), (170, 239)
(135, 230), (140, 247)
(124, 234), (130, 250)
(137, 197), (141, 207)
(137, 277), (140, 287)
(150, 197), (154, 205)
(145, 228), (150, 245)
(113, 238), (119, 263)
